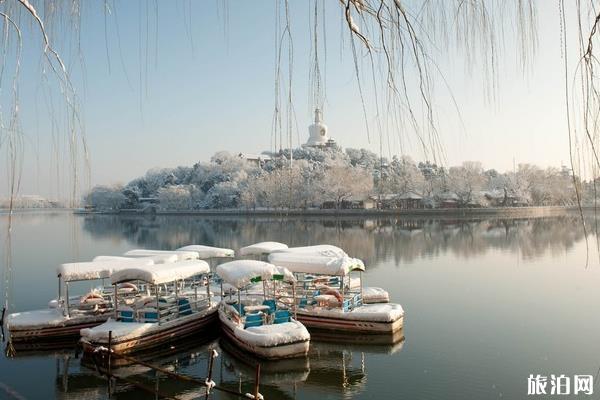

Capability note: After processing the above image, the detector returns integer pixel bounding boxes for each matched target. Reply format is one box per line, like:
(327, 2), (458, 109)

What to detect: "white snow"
(273, 245), (347, 258)
(94, 254), (179, 264)
(111, 260), (210, 285)
(361, 287), (390, 303)
(80, 318), (155, 341)
(234, 318), (310, 347)
(268, 253), (365, 276)
(176, 245), (235, 259)
(299, 303), (404, 322)
(7, 309), (69, 329)
(239, 242), (288, 256)
(216, 260), (294, 288)
(57, 258), (155, 282)
(123, 249), (199, 261)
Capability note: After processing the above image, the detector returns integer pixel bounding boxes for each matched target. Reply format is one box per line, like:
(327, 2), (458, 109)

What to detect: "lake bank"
(83, 205), (580, 219)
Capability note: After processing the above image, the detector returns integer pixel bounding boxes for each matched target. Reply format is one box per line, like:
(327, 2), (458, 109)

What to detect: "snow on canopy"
(268, 253), (365, 276)
(238, 242), (288, 256)
(176, 245), (235, 259)
(272, 245), (348, 258)
(94, 254), (179, 264)
(111, 260), (210, 285)
(123, 249), (199, 261)
(57, 258), (155, 282)
(216, 260), (295, 288)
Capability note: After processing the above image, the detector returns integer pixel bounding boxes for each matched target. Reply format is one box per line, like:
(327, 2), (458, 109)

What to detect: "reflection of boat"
(81, 260), (218, 355)
(219, 337), (310, 384)
(6, 258), (155, 343)
(216, 260), (310, 360)
(310, 328), (405, 352)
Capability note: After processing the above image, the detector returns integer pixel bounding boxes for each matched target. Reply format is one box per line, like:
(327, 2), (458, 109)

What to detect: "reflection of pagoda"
(302, 108), (336, 148)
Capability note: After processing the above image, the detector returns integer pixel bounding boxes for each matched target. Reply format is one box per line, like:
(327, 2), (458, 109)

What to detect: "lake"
(0, 211), (598, 399)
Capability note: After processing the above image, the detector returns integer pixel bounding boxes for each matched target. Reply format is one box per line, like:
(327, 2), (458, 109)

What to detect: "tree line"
(84, 146), (585, 211)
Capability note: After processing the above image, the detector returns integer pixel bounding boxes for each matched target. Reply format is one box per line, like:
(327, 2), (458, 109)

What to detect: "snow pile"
(111, 260), (210, 285)
(273, 245), (347, 258)
(234, 320), (310, 347)
(123, 249), (199, 261)
(239, 242), (288, 256)
(57, 258), (155, 282)
(268, 253), (365, 276)
(361, 287), (390, 303)
(299, 303), (404, 322)
(81, 319), (155, 341)
(7, 309), (69, 329)
(94, 254), (179, 264)
(216, 260), (294, 288)
(177, 245), (235, 259)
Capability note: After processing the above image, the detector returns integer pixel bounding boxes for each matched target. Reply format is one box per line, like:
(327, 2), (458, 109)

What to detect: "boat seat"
(274, 310), (290, 324)
(177, 298), (193, 315)
(244, 313), (263, 328)
(118, 307), (135, 322)
(262, 299), (276, 314)
(139, 308), (158, 323)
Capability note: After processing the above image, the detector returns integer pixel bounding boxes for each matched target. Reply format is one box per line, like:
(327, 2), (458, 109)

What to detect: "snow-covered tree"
(86, 185), (127, 210)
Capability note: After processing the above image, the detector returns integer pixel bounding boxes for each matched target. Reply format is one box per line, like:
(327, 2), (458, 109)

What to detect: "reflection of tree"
(82, 214), (590, 267)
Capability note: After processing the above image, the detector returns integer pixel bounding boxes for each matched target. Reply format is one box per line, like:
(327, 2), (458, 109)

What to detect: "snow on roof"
(123, 249), (199, 261)
(216, 260), (294, 288)
(94, 254), (179, 264)
(238, 242), (288, 256)
(176, 245), (235, 259)
(397, 191), (423, 200)
(268, 253), (365, 276)
(110, 260), (210, 285)
(57, 258), (155, 282)
(273, 245), (348, 258)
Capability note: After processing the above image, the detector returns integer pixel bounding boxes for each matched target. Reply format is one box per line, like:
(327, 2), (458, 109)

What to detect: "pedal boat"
(80, 260), (218, 355)
(216, 260), (310, 360)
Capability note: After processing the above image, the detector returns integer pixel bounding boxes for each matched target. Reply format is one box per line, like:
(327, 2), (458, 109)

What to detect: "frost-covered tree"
(448, 162), (485, 206)
(157, 185), (193, 210)
(322, 166), (373, 208)
(85, 185), (127, 211)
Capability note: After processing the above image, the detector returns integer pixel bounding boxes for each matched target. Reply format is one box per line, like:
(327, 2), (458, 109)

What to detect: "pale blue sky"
(0, 1), (578, 198)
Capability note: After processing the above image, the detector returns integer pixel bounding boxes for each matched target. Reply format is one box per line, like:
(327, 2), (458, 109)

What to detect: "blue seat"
(274, 310), (290, 324)
(118, 308), (135, 322)
(178, 298), (193, 315)
(329, 277), (340, 287)
(299, 298), (308, 308)
(233, 303), (245, 316)
(262, 299), (276, 314)
(244, 313), (263, 328)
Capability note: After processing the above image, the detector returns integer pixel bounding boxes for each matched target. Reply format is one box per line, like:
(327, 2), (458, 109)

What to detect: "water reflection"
(82, 214), (590, 265)
(36, 331), (405, 400)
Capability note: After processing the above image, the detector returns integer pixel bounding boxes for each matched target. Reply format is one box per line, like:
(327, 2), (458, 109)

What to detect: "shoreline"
(75, 206), (583, 218)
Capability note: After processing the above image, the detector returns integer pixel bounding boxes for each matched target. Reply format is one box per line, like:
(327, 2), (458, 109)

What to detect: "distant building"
(397, 191), (424, 209)
(437, 192), (460, 209)
(238, 153), (272, 167)
(302, 108), (337, 148)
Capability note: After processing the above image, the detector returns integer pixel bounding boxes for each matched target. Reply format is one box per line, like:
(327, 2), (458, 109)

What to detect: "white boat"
(176, 245), (235, 259)
(216, 260), (310, 360)
(80, 260), (218, 355)
(268, 251), (404, 334)
(123, 249), (199, 261)
(6, 258), (155, 343)
(244, 242), (390, 303)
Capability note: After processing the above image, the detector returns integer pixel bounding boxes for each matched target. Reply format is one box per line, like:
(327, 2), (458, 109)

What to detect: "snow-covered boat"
(216, 260), (310, 360)
(6, 258), (155, 343)
(123, 249), (199, 261)
(176, 244), (235, 259)
(238, 241), (288, 258)
(268, 251), (404, 334)
(80, 260), (218, 355)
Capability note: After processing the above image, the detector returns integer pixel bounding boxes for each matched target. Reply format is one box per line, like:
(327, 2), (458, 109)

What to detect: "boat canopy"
(272, 245), (347, 258)
(216, 260), (295, 288)
(176, 245), (235, 259)
(268, 253), (365, 276)
(123, 249), (199, 261)
(57, 258), (155, 282)
(238, 241), (288, 256)
(94, 254), (179, 264)
(110, 260), (210, 285)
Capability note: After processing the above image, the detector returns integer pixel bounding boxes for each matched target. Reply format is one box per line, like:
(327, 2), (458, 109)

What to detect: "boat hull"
(81, 310), (219, 355)
(296, 312), (403, 334)
(8, 314), (109, 343)
(219, 312), (309, 360)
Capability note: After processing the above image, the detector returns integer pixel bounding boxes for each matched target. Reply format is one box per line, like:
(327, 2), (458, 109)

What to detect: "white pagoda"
(303, 108), (336, 148)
